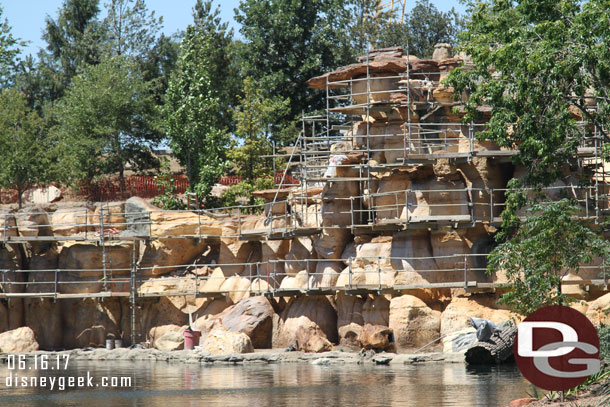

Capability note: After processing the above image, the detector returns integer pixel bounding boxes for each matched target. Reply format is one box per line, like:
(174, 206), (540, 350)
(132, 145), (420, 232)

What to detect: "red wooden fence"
(1, 172), (300, 204)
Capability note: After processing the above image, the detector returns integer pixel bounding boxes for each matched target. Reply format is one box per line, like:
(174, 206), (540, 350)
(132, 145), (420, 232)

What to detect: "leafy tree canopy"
(162, 11), (228, 200)
(447, 0), (610, 187)
(488, 199), (610, 315)
(228, 77), (290, 182)
(54, 56), (160, 185)
(0, 90), (52, 208)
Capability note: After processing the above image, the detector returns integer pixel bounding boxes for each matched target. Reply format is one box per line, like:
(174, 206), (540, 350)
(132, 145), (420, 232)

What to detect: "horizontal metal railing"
(0, 252), (607, 300)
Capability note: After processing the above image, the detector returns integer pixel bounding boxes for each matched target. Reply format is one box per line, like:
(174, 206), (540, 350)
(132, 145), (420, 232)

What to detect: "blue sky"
(2, 0), (466, 58)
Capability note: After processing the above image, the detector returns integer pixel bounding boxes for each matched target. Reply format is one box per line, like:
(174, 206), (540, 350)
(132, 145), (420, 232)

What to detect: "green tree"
(377, 0), (464, 57)
(162, 18), (228, 200)
(103, 0), (162, 59)
(228, 77), (290, 182)
(37, 0), (106, 101)
(235, 0), (355, 138)
(54, 56), (160, 186)
(488, 199), (610, 315)
(0, 90), (52, 208)
(0, 6), (23, 89)
(447, 0), (610, 187)
(191, 0), (241, 130)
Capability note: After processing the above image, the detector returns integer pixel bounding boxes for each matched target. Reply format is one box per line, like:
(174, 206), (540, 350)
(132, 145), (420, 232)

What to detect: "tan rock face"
(58, 241), (133, 277)
(440, 295), (514, 336)
(310, 261), (342, 289)
(51, 206), (92, 236)
(273, 296), (338, 348)
(139, 238), (207, 277)
(140, 297), (189, 345)
(201, 325), (254, 355)
(93, 202), (126, 232)
(362, 296), (390, 326)
(284, 237), (317, 276)
(15, 206), (52, 237)
(0, 327), (39, 352)
(357, 323), (394, 351)
(313, 228), (351, 260)
(389, 295), (441, 351)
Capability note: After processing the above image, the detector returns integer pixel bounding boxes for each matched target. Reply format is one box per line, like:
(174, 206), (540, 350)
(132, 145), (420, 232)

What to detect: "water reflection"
(0, 359), (532, 406)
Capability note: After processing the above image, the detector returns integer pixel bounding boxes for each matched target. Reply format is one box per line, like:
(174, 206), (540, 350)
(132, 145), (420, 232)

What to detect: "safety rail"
(0, 253), (607, 299)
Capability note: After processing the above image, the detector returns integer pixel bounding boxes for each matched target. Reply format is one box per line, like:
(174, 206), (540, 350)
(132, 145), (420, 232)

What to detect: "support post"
(99, 207), (107, 292)
(348, 257), (353, 289)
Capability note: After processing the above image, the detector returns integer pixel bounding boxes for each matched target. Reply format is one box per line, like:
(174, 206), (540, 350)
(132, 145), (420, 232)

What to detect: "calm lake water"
(0, 359), (535, 407)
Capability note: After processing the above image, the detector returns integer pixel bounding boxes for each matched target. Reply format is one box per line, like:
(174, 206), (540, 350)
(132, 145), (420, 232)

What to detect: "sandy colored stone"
(585, 293), (610, 326)
(389, 295), (441, 351)
(357, 323), (394, 351)
(440, 295), (514, 336)
(0, 327), (39, 353)
(201, 324), (254, 355)
(296, 325), (333, 353)
(274, 296), (338, 348)
(151, 325), (186, 350)
(139, 238), (207, 276)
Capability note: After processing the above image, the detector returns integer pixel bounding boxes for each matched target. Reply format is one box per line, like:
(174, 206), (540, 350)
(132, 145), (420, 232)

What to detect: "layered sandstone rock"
(440, 295), (514, 336)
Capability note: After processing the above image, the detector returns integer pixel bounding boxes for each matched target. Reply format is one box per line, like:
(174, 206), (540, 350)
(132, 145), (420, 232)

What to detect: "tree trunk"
(465, 325), (517, 365)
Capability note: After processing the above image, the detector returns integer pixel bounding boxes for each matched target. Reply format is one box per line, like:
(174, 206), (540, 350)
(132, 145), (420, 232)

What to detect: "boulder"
(201, 324), (254, 355)
(151, 325), (186, 350)
(0, 327), (39, 352)
(336, 292), (365, 347)
(219, 275), (252, 304)
(586, 293), (610, 326)
(93, 202), (126, 232)
(357, 323), (394, 351)
(274, 296), (338, 348)
(22, 186), (62, 205)
(122, 197), (222, 238)
(432, 43), (453, 61)
(389, 295), (441, 351)
(217, 296), (274, 348)
(296, 325), (333, 353)
(440, 295), (513, 336)
(313, 228), (351, 259)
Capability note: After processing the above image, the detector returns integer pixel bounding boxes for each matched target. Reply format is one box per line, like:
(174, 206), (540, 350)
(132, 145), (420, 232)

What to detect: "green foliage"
(151, 158), (185, 210)
(0, 6), (23, 89)
(228, 77), (289, 182)
(162, 7), (229, 200)
(488, 199), (610, 315)
(375, 0), (465, 58)
(234, 0), (355, 136)
(0, 90), (53, 208)
(220, 178), (275, 211)
(191, 0), (241, 130)
(54, 56), (160, 184)
(447, 0), (610, 186)
(37, 0), (106, 101)
(600, 325), (610, 363)
(103, 0), (162, 59)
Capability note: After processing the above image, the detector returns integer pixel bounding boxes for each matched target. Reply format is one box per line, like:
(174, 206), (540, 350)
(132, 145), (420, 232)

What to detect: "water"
(0, 359), (534, 407)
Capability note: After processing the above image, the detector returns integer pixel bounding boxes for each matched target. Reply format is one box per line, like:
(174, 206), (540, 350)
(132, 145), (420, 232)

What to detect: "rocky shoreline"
(0, 348), (465, 367)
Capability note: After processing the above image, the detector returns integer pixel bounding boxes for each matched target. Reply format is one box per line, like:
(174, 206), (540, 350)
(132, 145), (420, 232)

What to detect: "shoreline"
(0, 348), (467, 366)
